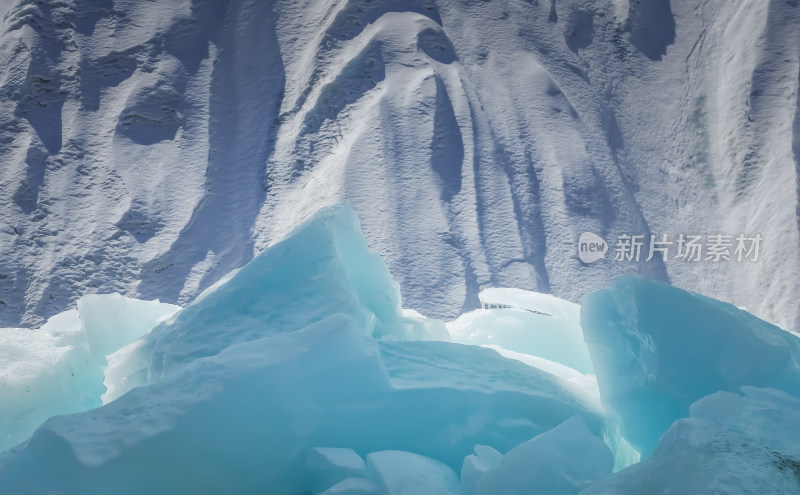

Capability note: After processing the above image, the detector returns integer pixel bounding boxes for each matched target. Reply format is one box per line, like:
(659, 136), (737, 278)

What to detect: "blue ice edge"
(1, 204), (799, 494)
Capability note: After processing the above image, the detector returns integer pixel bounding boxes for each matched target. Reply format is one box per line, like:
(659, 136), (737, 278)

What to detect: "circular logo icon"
(578, 232), (607, 264)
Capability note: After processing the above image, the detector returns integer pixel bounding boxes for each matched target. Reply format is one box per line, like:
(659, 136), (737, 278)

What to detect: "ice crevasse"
(0, 204), (799, 494)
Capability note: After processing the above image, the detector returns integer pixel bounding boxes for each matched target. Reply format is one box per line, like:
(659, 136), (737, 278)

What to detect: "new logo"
(578, 232), (607, 264)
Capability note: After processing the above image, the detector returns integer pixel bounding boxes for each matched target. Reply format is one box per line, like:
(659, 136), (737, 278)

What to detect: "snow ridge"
(0, 0), (797, 329)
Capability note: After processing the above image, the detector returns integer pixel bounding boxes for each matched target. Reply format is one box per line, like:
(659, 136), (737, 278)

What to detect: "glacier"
(2, 204), (800, 494)
(581, 276), (800, 458)
(461, 415), (614, 495)
(0, 293), (178, 452)
(448, 288), (594, 374)
(0, 0), (797, 333)
(0, 205), (607, 494)
(583, 387), (800, 494)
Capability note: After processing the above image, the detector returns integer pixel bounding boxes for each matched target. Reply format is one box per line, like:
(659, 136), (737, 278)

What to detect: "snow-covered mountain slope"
(0, 0), (798, 328)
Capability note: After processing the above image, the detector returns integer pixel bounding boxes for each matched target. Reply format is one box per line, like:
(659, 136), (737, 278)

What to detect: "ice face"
(459, 445), (503, 495)
(104, 204), (446, 402)
(0, 205), (603, 494)
(689, 387), (800, 460)
(580, 276), (800, 458)
(366, 451), (459, 495)
(4, 204), (799, 494)
(447, 289), (600, 413)
(583, 387), (800, 494)
(463, 415), (613, 495)
(76, 294), (180, 363)
(0, 311), (81, 452)
(448, 288), (594, 374)
(0, 322), (603, 493)
(307, 447), (368, 494)
(0, 296), (178, 452)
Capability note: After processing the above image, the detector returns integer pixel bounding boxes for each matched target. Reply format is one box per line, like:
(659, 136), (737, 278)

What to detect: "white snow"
(0, 0), (796, 333)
